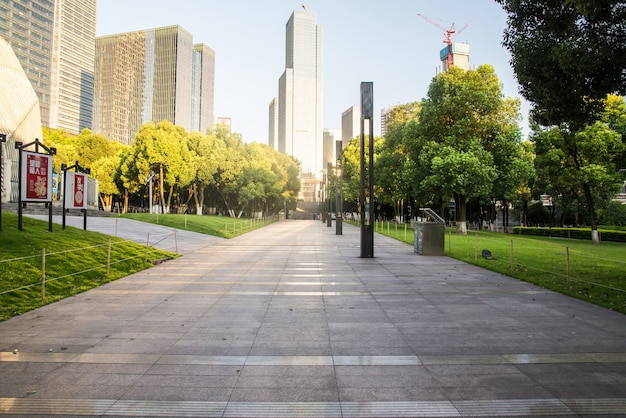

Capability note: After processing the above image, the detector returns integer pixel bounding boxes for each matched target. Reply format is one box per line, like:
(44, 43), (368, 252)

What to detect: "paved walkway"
(25, 214), (224, 255)
(1, 220), (625, 417)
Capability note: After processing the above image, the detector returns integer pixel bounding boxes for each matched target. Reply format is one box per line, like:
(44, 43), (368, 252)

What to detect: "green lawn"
(373, 221), (626, 314)
(120, 213), (277, 239)
(0, 212), (175, 321)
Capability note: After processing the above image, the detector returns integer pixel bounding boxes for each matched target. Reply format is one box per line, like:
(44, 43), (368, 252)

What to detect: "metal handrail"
(418, 207), (445, 223)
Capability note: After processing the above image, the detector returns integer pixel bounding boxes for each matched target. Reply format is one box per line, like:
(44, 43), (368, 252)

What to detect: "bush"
(598, 201), (626, 226)
(512, 226), (626, 242)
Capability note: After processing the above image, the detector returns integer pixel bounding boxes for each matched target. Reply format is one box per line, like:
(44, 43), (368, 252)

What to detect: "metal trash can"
(414, 208), (445, 256)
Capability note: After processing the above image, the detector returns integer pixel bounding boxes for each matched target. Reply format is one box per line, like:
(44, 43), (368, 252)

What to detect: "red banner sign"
(65, 172), (88, 209)
(21, 152), (53, 202)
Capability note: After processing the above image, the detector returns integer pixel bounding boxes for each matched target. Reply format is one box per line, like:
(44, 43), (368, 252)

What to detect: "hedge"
(512, 226), (626, 243)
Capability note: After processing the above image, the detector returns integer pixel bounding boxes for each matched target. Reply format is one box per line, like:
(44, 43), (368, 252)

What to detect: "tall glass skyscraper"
(0, 0), (95, 134)
(276, 10), (323, 177)
(93, 25), (215, 145)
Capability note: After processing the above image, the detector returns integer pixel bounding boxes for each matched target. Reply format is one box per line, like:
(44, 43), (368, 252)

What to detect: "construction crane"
(418, 13), (473, 70)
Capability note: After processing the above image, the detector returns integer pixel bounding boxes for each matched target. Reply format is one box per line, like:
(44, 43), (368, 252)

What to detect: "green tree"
(186, 131), (219, 215)
(406, 65), (519, 234)
(132, 121), (195, 213)
(376, 102), (420, 221)
(497, 0), (626, 128)
(533, 118), (624, 243)
(42, 127), (78, 173)
(211, 125), (246, 217)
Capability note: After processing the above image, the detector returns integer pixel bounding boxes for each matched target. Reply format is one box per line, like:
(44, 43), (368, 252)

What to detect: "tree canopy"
(497, 0), (626, 128)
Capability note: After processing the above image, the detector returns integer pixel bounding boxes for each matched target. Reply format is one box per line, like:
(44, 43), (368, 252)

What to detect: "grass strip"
(0, 212), (176, 321)
(120, 212), (277, 238)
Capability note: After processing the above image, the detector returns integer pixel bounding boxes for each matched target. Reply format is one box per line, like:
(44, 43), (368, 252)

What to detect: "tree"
(497, 0), (626, 129)
(187, 131), (219, 215)
(376, 102), (420, 221)
(406, 65), (521, 234)
(211, 125), (247, 217)
(532, 116), (625, 243)
(91, 153), (124, 211)
(42, 127), (78, 173)
(132, 121), (195, 213)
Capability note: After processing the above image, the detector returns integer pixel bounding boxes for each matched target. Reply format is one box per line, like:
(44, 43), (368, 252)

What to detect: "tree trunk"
(582, 183), (600, 244)
(158, 164), (166, 214)
(196, 184), (205, 215)
(455, 194), (467, 235)
(99, 193), (112, 212)
(165, 184), (174, 214)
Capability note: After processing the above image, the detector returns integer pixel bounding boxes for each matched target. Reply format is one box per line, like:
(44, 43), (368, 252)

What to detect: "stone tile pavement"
(1, 219), (625, 416)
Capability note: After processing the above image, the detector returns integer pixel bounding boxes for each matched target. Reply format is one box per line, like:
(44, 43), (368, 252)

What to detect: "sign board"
(21, 151), (53, 202)
(65, 172), (88, 209)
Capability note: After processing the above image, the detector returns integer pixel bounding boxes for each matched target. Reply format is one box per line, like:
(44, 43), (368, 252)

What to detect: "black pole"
(17, 143), (23, 231)
(62, 166), (67, 230)
(360, 82), (374, 258)
(0, 134), (5, 231)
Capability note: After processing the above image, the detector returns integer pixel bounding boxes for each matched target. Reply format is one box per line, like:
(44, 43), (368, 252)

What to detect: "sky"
(96, 0), (531, 142)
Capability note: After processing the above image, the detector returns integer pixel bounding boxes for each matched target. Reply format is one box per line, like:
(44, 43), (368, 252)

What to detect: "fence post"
(41, 248), (46, 301)
(510, 240), (514, 274)
(566, 247), (571, 290)
(145, 233), (150, 263)
(474, 233), (478, 263)
(107, 240), (111, 277)
(448, 228), (451, 255)
(184, 213), (187, 229)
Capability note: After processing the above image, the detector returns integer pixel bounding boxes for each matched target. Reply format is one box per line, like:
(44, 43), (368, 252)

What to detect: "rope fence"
(0, 231), (178, 301)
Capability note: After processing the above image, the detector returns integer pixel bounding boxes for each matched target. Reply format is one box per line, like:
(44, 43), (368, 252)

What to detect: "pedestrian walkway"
(25, 214), (223, 254)
(1, 220), (625, 417)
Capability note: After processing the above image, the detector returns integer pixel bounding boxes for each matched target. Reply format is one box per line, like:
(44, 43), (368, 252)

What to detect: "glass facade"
(93, 25), (214, 145)
(50, 0), (96, 134)
(0, 0), (95, 135)
(277, 10), (323, 178)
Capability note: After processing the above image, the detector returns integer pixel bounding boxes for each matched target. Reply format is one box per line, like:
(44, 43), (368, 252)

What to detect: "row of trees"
(43, 121), (300, 217)
(338, 64), (625, 238)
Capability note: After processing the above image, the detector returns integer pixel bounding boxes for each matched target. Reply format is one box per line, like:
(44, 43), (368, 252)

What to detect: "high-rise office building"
(322, 128), (340, 170)
(341, 106), (360, 149)
(93, 25), (214, 145)
(0, 0), (96, 135)
(380, 105), (397, 137)
(268, 97), (278, 149)
(440, 43), (470, 72)
(276, 10), (323, 177)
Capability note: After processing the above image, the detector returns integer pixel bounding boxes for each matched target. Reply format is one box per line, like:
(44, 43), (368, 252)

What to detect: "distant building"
(341, 106), (360, 149)
(0, 0), (96, 135)
(380, 105), (396, 137)
(93, 25), (214, 145)
(276, 10), (323, 177)
(440, 42), (470, 72)
(268, 97), (278, 149)
(323, 129), (340, 170)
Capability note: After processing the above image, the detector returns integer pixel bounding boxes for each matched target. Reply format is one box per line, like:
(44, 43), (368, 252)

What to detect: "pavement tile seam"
(2, 397), (626, 416)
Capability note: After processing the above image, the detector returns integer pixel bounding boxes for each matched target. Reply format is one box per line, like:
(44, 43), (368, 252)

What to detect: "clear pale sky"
(96, 0), (530, 142)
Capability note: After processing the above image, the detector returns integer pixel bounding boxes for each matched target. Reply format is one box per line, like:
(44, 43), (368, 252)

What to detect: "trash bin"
(414, 208), (445, 256)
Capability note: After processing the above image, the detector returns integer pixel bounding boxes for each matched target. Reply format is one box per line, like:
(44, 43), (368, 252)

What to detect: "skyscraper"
(0, 0), (96, 135)
(341, 106), (360, 149)
(276, 10), (323, 177)
(93, 25), (214, 145)
(268, 97), (278, 149)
